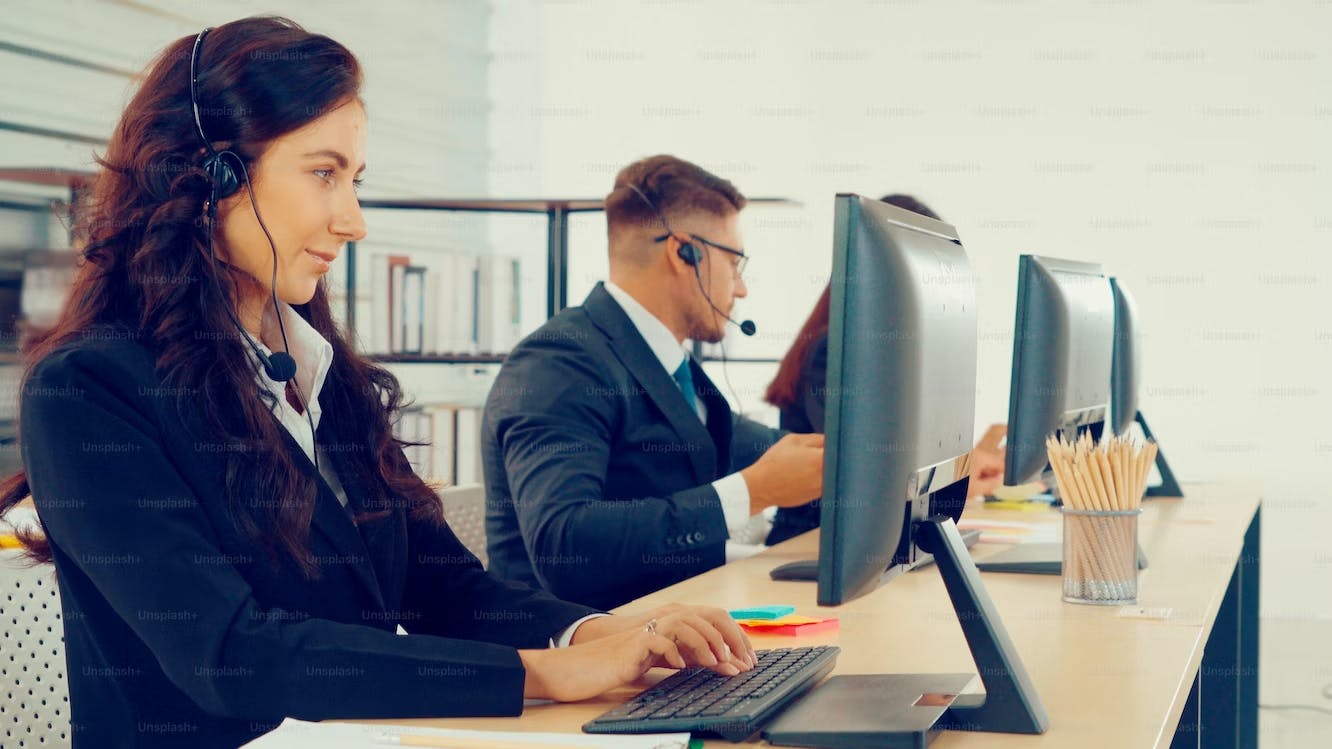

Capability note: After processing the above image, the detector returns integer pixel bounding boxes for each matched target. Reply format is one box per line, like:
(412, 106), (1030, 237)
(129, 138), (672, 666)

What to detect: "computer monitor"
(816, 196), (976, 606)
(1109, 276), (1182, 497)
(1109, 276), (1139, 435)
(765, 195), (1047, 745)
(1003, 255), (1115, 487)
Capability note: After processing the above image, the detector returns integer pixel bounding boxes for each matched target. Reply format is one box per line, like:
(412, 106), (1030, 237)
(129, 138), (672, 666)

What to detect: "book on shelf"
(388, 254), (411, 354)
(453, 406), (482, 486)
(402, 266), (425, 354)
(476, 256), (521, 355)
(423, 268), (442, 355)
(393, 406), (430, 480)
(367, 253), (519, 356)
(390, 404), (482, 489)
(453, 253), (478, 355)
(426, 404), (457, 486)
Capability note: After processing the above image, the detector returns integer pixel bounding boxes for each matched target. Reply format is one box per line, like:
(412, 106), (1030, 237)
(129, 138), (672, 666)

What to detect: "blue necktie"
(672, 358), (699, 416)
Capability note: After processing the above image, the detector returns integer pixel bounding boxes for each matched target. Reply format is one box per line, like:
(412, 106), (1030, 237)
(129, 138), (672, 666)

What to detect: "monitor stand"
(1135, 410), (1182, 498)
(764, 517), (1049, 748)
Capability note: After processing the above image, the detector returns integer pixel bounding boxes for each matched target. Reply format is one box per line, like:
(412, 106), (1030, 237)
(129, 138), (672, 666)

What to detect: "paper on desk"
(241, 718), (689, 748)
(957, 518), (1059, 545)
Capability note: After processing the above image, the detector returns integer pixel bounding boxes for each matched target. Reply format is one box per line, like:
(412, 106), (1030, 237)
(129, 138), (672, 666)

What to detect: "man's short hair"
(606, 155), (747, 237)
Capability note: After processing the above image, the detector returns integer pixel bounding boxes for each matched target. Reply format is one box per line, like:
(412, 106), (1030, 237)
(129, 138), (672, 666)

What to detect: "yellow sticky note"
(984, 500), (1049, 512)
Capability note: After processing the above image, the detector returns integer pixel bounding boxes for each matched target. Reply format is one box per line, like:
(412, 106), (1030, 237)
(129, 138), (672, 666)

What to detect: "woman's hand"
(968, 424), (1008, 499)
(579, 603), (757, 673)
(519, 603), (756, 702)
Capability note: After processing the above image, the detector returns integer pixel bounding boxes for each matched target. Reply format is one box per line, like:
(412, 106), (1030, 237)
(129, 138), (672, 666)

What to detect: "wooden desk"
(353, 481), (1260, 748)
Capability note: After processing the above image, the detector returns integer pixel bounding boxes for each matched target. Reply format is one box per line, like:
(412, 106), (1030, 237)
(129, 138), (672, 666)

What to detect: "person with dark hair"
(0, 19), (754, 748)
(762, 194), (1006, 545)
(483, 155), (824, 610)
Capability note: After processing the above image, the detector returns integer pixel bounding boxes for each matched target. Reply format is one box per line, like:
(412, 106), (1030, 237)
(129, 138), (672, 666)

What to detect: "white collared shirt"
(602, 282), (761, 560)
(249, 303), (349, 507)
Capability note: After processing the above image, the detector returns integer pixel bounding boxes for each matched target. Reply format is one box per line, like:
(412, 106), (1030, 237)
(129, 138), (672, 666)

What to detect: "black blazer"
(766, 331), (828, 546)
(483, 284), (779, 610)
(20, 330), (598, 749)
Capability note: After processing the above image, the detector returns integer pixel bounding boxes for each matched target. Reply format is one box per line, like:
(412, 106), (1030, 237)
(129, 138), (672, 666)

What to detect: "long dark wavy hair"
(0, 16), (441, 576)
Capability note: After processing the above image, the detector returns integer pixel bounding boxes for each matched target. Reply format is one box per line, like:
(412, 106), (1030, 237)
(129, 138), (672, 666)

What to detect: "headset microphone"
(689, 264), (756, 337)
(625, 184), (756, 337)
(262, 350), (298, 382)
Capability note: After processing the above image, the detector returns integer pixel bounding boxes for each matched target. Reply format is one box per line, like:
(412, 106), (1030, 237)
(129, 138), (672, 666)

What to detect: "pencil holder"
(1061, 508), (1141, 605)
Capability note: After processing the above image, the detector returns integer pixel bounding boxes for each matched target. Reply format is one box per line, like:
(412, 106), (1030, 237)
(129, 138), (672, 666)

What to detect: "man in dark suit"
(484, 155), (824, 610)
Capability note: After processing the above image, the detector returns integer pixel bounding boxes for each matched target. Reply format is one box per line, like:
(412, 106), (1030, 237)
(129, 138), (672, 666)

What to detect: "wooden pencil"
(1048, 438), (1100, 590)
(1068, 450), (1116, 591)
(1140, 442), (1158, 507)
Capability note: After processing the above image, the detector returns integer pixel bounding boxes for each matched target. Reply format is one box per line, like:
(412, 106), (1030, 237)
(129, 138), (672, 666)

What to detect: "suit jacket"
(767, 331), (828, 546)
(483, 284), (780, 610)
(20, 329), (598, 749)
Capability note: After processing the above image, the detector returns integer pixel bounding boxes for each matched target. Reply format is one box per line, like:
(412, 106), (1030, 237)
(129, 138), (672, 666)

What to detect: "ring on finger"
(645, 618), (658, 636)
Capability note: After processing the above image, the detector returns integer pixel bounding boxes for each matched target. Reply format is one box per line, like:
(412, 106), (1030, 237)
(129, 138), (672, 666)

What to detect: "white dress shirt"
(602, 282), (765, 562)
(248, 304), (599, 646)
(250, 303), (348, 505)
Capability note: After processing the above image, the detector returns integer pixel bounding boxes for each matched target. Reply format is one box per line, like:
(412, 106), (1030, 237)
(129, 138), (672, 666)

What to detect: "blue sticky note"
(729, 605), (796, 620)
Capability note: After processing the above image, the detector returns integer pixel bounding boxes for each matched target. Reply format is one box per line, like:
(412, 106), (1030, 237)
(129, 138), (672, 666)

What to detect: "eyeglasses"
(654, 233), (749, 279)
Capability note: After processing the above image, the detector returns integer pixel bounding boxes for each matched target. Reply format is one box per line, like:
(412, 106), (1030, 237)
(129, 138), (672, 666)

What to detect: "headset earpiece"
(191, 29), (241, 202)
(626, 181), (756, 339)
(203, 151), (241, 200)
(676, 239), (703, 267)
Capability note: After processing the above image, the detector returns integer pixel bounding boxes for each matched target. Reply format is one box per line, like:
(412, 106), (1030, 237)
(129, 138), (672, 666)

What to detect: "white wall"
(0, 0), (493, 195)
(492, 0), (1331, 620)
(488, 0), (554, 339)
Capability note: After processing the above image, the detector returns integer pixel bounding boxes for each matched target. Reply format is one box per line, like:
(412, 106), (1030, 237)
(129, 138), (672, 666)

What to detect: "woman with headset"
(0, 17), (753, 748)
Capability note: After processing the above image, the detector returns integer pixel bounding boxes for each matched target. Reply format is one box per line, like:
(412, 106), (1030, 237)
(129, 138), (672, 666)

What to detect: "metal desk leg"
(1238, 505), (1260, 747)
(1172, 671), (1201, 749)
(546, 206), (568, 317)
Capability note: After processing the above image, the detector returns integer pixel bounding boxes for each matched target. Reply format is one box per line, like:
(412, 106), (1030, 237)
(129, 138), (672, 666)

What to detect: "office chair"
(438, 484), (489, 568)
(1, 549), (71, 748)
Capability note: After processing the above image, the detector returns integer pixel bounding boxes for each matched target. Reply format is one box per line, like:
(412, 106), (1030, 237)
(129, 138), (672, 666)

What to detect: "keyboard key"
(585, 646), (839, 738)
(674, 703), (706, 718)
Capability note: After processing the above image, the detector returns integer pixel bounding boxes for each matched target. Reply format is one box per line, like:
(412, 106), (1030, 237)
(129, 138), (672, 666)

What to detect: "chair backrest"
(439, 484), (488, 568)
(0, 551), (71, 749)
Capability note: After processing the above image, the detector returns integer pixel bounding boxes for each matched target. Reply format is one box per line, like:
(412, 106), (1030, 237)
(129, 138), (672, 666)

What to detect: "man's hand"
(968, 424), (1007, 499)
(741, 433), (824, 514)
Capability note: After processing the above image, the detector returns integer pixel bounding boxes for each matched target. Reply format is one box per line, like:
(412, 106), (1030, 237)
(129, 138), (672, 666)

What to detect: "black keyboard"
(583, 645), (840, 742)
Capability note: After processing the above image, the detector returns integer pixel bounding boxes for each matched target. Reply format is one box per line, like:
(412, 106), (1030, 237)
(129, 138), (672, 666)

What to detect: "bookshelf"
(349, 196), (796, 365)
(347, 197), (605, 364)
